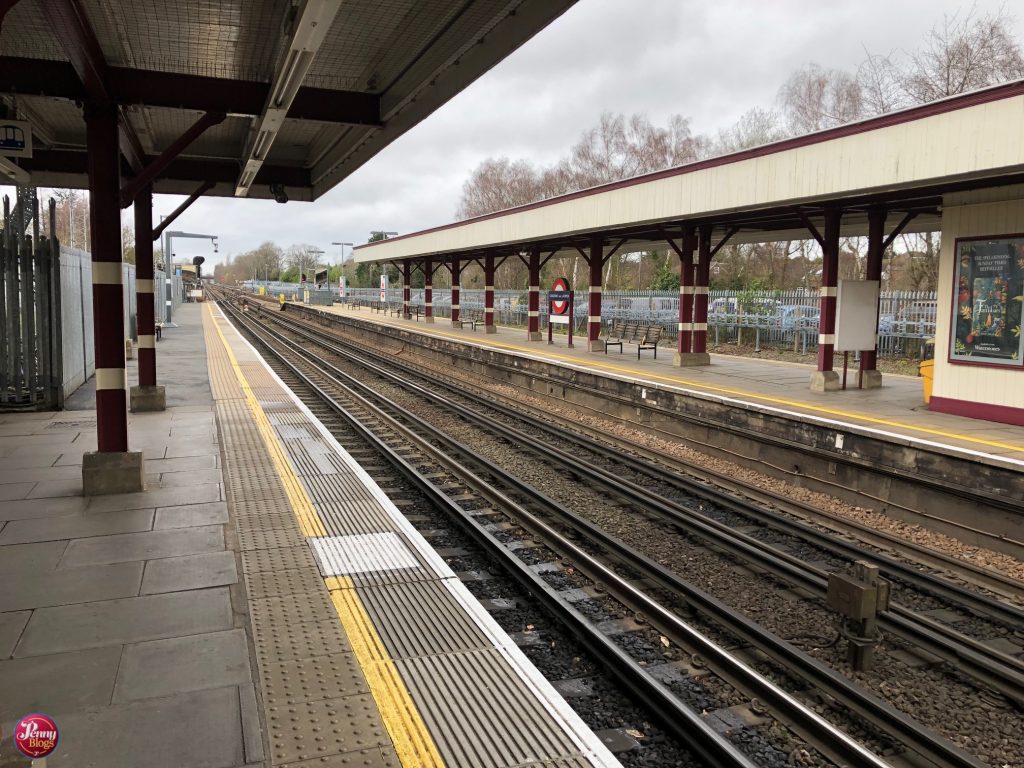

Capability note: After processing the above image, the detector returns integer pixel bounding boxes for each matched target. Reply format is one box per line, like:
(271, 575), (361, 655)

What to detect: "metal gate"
(0, 190), (62, 409)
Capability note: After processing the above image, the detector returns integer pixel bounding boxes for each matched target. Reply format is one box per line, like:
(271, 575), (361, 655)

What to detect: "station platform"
(311, 304), (1024, 469)
(0, 301), (616, 768)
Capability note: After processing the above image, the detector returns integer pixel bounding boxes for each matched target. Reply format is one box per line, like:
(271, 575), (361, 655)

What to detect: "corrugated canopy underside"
(0, 0), (576, 200)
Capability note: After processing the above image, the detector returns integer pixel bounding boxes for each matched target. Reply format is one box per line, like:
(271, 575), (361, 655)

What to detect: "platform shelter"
(0, 0), (577, 493)
(355, 83), (1024, 427)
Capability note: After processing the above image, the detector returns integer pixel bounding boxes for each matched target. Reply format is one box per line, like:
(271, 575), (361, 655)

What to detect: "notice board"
(835, 280), (880, 352)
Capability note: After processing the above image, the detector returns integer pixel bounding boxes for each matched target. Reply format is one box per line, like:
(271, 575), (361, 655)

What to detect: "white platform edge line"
(342, 312), (1024, 469)
(215, 304), (620, 767)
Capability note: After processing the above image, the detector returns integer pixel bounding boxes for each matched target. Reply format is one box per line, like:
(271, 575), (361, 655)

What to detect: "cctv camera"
(269, 183), (288, 204)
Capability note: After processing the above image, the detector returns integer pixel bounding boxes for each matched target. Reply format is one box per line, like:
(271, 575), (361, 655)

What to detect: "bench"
(604, 319), (641, 354)
(388, 302), (404, 317)
(455, 308), (484, 331)
(155, 322), (163, 341)
(635, 324), (665, 359)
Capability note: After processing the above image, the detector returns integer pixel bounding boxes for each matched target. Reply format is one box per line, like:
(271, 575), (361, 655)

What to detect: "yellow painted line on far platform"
(364, 314), (1024, 455)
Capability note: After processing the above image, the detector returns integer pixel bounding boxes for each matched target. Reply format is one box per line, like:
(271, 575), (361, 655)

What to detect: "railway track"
(217, 295), (994, 768)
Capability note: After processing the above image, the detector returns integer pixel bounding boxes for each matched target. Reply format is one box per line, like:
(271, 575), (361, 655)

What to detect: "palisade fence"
(246, 282), (938, 360)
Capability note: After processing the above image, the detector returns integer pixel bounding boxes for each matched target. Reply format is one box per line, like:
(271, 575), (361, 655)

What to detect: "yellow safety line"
(356, 312), (1024, 454)
(206, 304), (444, 768)
(328, 577), (445, 768)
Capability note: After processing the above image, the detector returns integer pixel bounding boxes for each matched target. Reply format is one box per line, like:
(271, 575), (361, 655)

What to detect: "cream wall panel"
(359, 96), (1024, 263)
(934, 198), (1024, 409)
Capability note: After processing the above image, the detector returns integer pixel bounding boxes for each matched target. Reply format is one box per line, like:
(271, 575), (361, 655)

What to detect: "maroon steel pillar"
(484, 251), (496, 333)
(129, 184), (166, 412)
(674, 226), (703, 366)
(424, 256), (434, 323)
(811, 208), (842, 391)
(82, 101), (144, 493)
(689, 225), (712, 364)
(527, 245), (541, 341)
(450, 256), (461, 326)
(402, 259), (411, 318)
(859, 208), (886, 388)
(587, 234), (605, 352)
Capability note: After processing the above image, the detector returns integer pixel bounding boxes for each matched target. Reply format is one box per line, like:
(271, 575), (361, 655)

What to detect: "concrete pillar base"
(673, 352), (711, 367)
(82, 450), (145, 495)
(125, 339), (134, 360)
(425, 316), (434, 323)
(485, 325), (497, 334)
(809, 370), (842, 392)
(588, 339), (606, 353)
(527, 331), (542, 341)
(859, 369), (883, 389)
(130, 384), (166, 413)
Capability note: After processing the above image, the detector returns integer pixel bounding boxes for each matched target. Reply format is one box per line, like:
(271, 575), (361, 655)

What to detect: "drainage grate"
(47, 419), (96, 429)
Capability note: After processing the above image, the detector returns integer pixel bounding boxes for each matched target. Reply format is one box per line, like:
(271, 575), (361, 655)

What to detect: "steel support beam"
(402, 259), (411, 319)
(528, 245), (541, 341)
(588, 234), (604, 352)
(129, 183), (165, 413)
(484, 250), (496, 333)
(84, 101), (128, 451)
(690, 225), (712, 361)
(674, 226), (701, 366)
(860, 208), (887, 387)
(121, 112), (225, 206)
(450, 256), (461, 325)
(423, 256), (434, 323)
(811, 208), (843, 392)
(152, 181), (216, 241)
(0, 56), (381, 126)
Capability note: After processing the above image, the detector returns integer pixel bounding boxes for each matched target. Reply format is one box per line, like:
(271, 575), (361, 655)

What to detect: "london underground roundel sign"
(550, 277), (570, 315)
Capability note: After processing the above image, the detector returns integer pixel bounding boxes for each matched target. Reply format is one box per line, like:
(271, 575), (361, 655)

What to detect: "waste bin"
(919, 359), (934, 404)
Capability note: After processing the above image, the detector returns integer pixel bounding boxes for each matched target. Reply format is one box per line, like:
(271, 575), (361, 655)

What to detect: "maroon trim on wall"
(929, 396), (1024, 427)
(357, 80), (1024, 253)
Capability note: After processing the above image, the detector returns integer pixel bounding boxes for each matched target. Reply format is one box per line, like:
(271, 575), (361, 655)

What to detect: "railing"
(242, 284), (939, 358)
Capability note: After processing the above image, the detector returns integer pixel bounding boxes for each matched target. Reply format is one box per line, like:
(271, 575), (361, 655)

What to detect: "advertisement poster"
(950, 236), (1024, 367)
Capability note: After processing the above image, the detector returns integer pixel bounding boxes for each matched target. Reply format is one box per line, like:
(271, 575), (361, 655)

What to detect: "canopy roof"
(355, 81), (1024, 264)
(0, 0), (575, 200)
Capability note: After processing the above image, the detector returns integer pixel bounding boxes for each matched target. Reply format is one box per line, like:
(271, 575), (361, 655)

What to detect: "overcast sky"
(149, 0), (1023, 265)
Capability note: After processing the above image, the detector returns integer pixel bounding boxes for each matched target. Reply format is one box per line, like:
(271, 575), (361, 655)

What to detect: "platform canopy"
(354, 81), (1024, 264)
(0, 0), (576, 201)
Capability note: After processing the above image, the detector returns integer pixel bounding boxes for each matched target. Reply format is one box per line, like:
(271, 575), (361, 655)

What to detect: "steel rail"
(218, 299), (758, 768)
(258, 305), (1024, 707)
(225, 299), (984, 768)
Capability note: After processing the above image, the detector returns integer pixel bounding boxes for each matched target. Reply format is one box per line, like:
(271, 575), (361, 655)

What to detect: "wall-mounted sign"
(379, 273), (388, 302)
(548, 277), (570, 325)
(0, 120), (32, 158)
(338, 275), (347, 299)
(950, 235), (1024, 368)
(835, 280), (880, 352)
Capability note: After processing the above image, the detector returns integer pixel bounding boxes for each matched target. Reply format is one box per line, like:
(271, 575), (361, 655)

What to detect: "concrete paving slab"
(15, 587), (233, 657)
(86, 482), (221, 513)
(0, 540), (68, 574)
(0, 560), (143, 612)
(0, 482), (32, 500)
(0, 507), (153, 544)
(165, 442), (221, 459)
(145, 455), (218, 473)
(154, 500), (229, 529)
(26, 478), (85, 499)
(0, 465), (83, 484)
(160, 468), (223, 487)
(0, 452), (63, 469)
(142, 551), (238, 594)
(49, 685), (245, 768)
(0, 611), (29, 659)
(0, 646), (121, 720)
(61, 525), (224, 567)
(113, 629), (251, 703)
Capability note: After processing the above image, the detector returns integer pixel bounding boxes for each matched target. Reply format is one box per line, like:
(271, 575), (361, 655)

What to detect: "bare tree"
(286, 243), (323, 283)
(857, 49), (906, 115)
(900, 6), (1024, 103)
(779, 63), (863, 134)
(714, 107), (787, 154)
(455, 157), (543, 220)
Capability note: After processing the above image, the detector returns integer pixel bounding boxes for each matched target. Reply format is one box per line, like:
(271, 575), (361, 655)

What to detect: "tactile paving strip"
(244, 566), (328, 599)
(399, 649), (585, 768)
(266, 693), (391, 765)
(261, 652), (369, 705)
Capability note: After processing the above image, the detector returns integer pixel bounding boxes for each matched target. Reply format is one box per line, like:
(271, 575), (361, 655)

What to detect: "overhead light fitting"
(270, 183), (288, 204)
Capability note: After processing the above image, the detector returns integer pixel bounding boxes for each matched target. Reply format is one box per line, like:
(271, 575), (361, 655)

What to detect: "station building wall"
(932, 188), (1024, 425)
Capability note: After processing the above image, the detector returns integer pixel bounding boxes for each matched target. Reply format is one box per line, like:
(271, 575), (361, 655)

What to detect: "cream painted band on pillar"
(95, 367), (127, 390)
(484, 307), (494, 314)
(137, 334), (156, 349)
(92, 262), (123, 285)
(136, 279), (154, 293)
(485, 285), (494, 291)
(425, 302), (433, 307)
(677, 323), (694, 331)
(819, 286), (838, 297)
(819, 333), (836, 344)
(588, 315), (601, 324)
(693, 286), (709, 295)
(451, 303), (460, 310)
(589, 286), (602, 293)
(528, 311), (539, 317)
(529, 285), (539, 291)
(679, 286), (694, 294)
(691, 322), (708, 331)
